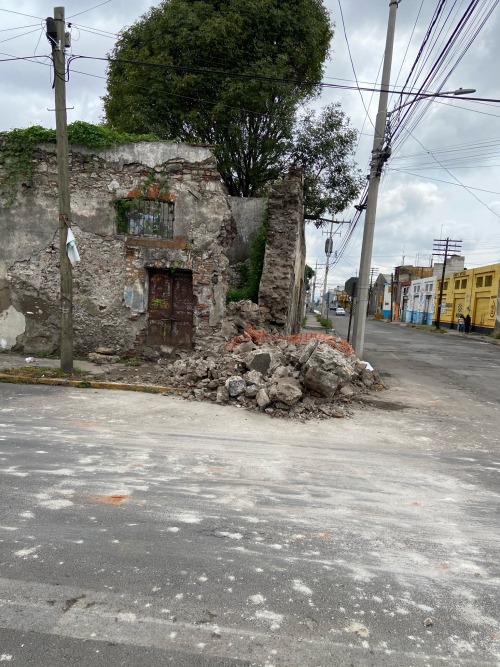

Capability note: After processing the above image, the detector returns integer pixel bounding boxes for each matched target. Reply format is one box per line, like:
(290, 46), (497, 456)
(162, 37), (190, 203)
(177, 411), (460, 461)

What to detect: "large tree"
(104, 0), (332, 197)
(290, 103), (364, 221)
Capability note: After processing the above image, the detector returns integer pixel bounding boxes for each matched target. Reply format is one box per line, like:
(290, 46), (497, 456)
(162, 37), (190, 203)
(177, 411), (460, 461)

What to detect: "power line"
(70, 26), (117, 39)
(389, 0), (426, 108)
(392, 128), (500, 216)
(0, 9), (43, 20)
(337, 0), (376, 131)
(390, 0), (500, 154)
(67, 53), (500, 103)
(68, 1), (112, 20)
(389, 167), (500, 195)
(69, 23), (117, 37)
(0, 23), (40, 32)
(0, 27), (41, 46)
(2, 50), (500, 107)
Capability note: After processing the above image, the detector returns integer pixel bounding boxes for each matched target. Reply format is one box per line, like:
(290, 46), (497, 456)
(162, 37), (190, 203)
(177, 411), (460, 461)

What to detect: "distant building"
(393, 265), (434, 321)
(369, 273), (391, 318)
(405, 276), (436, 325)
(434, 261), (500, 334)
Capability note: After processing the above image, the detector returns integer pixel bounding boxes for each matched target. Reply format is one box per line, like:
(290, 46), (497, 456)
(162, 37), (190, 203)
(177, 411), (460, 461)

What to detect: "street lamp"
(351, 82), (476, 359)
(387, 88), (476, 116)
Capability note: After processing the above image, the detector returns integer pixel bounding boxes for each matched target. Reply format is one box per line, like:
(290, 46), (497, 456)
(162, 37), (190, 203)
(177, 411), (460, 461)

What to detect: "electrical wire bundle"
(388, 0), (499, 155)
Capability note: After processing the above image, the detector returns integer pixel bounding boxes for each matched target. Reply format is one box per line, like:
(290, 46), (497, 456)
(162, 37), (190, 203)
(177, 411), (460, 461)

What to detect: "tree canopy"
(291, 104), (364, 221)
(104, 0), (363, 220)
(104, 0), (332, 197)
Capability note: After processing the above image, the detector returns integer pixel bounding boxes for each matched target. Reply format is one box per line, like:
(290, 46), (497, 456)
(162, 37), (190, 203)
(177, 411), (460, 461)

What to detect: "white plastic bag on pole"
(66, 227), (80, 266)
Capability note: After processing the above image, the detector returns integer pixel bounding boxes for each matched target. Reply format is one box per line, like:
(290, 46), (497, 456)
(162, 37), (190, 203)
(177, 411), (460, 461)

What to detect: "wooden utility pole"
(48, 7), (73, 372)
(433, 237), (462, 330)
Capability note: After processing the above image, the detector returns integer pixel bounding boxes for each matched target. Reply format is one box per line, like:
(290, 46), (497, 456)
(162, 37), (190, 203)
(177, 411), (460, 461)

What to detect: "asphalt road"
(0, 323), (499, 666)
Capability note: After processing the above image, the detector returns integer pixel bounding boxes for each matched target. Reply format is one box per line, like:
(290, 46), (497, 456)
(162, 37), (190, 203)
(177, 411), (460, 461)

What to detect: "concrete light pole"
(351, 0), (400, 358)
(351, 0), (475, 358)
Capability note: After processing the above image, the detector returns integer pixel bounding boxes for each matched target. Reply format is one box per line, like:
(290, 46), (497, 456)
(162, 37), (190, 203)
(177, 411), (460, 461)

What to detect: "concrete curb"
(0, 373), (179, 395)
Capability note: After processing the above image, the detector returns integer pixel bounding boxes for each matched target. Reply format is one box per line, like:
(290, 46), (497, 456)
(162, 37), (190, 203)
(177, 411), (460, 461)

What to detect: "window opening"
(115, 199), (175, 238)
(455, 279), (460, 289)
(476, 276), (483, 288)
(461, 279), (467, 289)
(485, 274), (493, 287)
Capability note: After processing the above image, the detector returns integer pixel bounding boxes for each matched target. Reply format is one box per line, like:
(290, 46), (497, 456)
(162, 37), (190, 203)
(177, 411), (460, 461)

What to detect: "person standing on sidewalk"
(458, 313), (465, 333)
(465, 313), (471, 334)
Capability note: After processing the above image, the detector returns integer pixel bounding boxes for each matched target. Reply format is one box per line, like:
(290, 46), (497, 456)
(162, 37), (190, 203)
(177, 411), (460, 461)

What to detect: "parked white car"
(335, 307), (346, 316)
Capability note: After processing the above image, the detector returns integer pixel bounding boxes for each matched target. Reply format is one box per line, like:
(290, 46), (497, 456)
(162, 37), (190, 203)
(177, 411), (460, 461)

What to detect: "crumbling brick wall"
(258, 168), (306, 335)
(0, 141), (235, 354)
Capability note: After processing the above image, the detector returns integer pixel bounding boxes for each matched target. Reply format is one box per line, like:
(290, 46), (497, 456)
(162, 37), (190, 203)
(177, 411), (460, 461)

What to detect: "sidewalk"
(386, 318), (500, 345)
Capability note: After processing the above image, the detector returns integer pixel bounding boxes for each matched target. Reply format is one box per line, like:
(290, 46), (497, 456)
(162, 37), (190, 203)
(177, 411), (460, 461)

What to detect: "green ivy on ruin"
(0, 121), (159, 207)
(227, 206), (269, 304)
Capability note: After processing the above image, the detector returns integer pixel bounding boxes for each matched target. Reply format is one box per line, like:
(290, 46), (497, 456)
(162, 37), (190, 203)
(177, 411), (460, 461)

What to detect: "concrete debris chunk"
(225, 375), (246, 397)
(303, 367), (340, 398)
(268, 377), (303, 406)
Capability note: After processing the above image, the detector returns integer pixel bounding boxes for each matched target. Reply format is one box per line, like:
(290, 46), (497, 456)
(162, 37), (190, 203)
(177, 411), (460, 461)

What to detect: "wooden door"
(147, 269), (193, 348)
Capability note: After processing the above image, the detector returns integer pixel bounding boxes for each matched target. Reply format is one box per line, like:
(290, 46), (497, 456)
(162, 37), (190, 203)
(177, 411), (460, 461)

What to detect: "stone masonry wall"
(0, 142), (235, 354)
(258, 168), (306, 335)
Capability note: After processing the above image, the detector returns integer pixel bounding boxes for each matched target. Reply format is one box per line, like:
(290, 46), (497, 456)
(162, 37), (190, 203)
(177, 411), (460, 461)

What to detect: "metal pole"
(311, 260), (318, 310)
(389, 272), (394, 321)
(352, 0), (399, 358)
(52, 7), (73, 373)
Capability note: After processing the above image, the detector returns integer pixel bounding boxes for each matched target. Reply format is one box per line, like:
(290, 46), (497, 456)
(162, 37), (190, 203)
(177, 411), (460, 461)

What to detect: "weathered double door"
(147, 269), (194, 349)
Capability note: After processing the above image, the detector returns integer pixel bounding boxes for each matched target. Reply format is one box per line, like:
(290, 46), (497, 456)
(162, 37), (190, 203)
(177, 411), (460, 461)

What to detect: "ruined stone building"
(1, 141), (235, 355)
(0, 139), (306, 356)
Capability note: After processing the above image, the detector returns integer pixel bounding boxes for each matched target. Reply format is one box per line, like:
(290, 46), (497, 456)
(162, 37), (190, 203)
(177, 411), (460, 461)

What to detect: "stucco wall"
(227, 197), (266, 264)
(0, 141), (235, 354)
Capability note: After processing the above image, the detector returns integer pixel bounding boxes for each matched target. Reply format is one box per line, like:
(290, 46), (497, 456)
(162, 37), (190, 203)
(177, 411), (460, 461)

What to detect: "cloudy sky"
(1, 0), (500, 293)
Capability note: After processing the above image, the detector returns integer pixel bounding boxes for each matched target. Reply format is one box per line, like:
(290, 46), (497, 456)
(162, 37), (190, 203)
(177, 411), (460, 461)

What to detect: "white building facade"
(405, 276), (436, 325)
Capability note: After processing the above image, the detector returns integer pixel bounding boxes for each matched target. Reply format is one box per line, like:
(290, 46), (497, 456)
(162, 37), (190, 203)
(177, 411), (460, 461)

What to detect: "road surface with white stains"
(0, 321), (499, 666)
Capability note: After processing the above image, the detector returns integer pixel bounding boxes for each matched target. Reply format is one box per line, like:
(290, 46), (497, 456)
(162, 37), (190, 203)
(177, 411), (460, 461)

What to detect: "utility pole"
(321, 220), (349, 316)
(322, 223), (334, 317)
(47, 7), (73, 373)
(433, 237), (462, 330)
(368, 266), (379, 315)
(352, 0), (400, 358)
(311, 261), (319, 310)
(389, 272), (394, 321)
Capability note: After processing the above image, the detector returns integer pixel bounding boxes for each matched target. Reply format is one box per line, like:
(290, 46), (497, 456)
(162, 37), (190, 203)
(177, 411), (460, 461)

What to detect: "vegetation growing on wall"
(227, 207), (269, 304)
(0, 121), (159, 207)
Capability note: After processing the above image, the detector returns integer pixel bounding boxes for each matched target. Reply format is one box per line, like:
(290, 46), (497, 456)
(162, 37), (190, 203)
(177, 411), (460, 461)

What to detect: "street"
(0, 321), (499, 666)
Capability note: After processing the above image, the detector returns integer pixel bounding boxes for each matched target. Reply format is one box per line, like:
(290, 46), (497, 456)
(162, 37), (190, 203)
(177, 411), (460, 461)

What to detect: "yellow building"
(435, 262), (500, 334)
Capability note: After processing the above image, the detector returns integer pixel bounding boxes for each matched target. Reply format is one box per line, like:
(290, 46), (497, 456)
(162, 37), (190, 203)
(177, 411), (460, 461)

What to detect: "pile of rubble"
(103, 326), (384, 421)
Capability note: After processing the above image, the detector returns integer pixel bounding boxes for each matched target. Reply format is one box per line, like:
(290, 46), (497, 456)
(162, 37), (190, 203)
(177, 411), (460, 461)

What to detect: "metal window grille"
(116, 199), (175, 238)
(485, 275), (493, 287)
